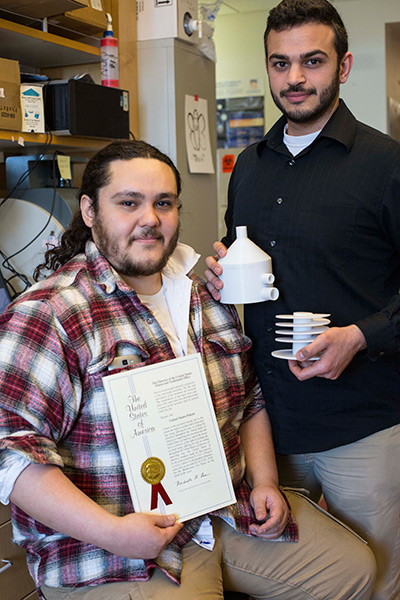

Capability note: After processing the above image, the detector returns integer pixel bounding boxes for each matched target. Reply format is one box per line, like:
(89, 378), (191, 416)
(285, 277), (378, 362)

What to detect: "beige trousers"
(41, 490), (376, 600)
(277, 424), (400, 600)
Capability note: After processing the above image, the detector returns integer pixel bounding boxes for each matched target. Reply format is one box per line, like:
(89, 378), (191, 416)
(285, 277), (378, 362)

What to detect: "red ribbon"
(151, 482), (172, 510)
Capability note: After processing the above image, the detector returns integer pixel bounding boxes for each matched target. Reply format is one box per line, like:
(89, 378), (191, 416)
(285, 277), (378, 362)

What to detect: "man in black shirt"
(205, 1), (400, 599)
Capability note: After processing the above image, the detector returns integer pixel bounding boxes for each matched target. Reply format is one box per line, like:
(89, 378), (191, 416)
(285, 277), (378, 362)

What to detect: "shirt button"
(276, 197), (283, 204)
(289, 159), (295, 166)
(270, 240), (276, 247)
(147, 318), (153, 324)
(266, 369), (272, 375)
(266, 327), (273, 333)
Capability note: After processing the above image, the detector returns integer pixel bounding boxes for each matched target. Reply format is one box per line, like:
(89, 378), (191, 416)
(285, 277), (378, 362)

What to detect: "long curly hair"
(33, 139), (182, 280)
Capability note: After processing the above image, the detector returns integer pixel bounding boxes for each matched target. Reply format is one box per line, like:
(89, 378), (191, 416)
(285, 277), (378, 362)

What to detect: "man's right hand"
(10, 463), (183, 563)
(205, 241), (227, 301)
(109, 512), (183, 560)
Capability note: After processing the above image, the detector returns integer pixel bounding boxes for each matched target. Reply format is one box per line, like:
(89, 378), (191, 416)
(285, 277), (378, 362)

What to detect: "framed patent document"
(103, 353), (236, 522)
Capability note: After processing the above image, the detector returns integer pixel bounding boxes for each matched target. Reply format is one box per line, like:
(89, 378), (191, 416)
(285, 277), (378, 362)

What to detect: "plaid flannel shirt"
(0, 241), (297, 592)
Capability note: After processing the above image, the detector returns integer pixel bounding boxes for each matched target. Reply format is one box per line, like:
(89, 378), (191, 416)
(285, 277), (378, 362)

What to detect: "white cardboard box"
(137, 0), (199, 44)
(20, 83), (45, 133)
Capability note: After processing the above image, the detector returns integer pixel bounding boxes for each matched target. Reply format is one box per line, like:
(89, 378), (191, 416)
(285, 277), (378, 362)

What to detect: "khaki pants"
(277, 425), (400, 600)
(41, 490), (376, 600)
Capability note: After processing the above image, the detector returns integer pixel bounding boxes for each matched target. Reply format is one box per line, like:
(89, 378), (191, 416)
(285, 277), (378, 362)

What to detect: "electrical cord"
(0, 145), (59, 299)
(0, 129), (53, 208)
(3, 153), (58, 263)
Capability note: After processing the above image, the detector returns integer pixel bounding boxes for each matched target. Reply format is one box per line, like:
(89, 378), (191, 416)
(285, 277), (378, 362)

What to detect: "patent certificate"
(103, 354), (236, 522)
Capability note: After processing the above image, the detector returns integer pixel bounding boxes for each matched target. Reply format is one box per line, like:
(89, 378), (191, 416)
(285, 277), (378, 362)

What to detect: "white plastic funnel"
(219, 226), (279, 304)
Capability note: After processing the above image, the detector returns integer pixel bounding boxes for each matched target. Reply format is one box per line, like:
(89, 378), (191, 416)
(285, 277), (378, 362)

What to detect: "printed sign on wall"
(185, 95), (215, 174)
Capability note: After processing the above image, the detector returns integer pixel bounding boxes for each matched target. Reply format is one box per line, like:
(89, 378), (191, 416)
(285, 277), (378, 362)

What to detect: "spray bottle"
(100, 12), (119, 87)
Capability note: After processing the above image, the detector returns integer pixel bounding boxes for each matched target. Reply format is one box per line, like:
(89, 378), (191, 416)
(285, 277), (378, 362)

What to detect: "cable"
(3, 151), (58, 264)
(2, 270), (30, 298)
(0, 124), (54, 296)
(0, 253), (30, 297)
(0, 147), (59, 298)
(0, 128), (53, 208)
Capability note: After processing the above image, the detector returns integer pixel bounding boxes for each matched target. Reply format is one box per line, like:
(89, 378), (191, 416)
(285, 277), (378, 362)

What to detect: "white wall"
(213, 0), (400, 133)
(213, 6), (281, 132)
(337, 0), (400, 132)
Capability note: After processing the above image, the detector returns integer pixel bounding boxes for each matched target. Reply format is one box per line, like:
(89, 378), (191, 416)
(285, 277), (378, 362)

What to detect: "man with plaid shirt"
(0, 140), (375, 600)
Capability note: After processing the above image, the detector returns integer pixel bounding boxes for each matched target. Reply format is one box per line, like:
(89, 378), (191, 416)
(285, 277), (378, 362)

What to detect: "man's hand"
(10, 464), (182, 562)
(248, 484), (289, 540)
(288, 325), (366, 381)
(107, 512), (183, 560)
(204, 241), (227, 301)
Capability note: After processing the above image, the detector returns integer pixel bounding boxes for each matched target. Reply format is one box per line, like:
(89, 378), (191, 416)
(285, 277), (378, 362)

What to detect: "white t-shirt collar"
(283, 124), (321, 156)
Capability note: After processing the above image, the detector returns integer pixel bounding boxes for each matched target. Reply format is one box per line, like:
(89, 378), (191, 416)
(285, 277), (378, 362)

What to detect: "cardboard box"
(49, 0), (109, 37)
(21, 83), (45, 133)
(0, 0), (86, 19)
(0, 58), (22, 132)
(137, 0), (199, 44)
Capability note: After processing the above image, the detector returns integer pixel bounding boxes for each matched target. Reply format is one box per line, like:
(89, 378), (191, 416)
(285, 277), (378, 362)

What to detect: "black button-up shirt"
(223, 100), (400, 453)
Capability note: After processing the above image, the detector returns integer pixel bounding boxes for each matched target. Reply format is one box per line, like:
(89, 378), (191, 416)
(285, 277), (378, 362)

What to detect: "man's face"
(266, 23), (351, 131)
(81, 158), (179, 290)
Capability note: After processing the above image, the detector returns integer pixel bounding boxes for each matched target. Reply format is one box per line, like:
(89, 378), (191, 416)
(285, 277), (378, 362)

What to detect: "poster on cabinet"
(185, 94), (215, 174)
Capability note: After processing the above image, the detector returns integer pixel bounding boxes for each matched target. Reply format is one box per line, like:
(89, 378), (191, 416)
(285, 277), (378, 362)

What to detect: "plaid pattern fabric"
(0, 241), (297, 592)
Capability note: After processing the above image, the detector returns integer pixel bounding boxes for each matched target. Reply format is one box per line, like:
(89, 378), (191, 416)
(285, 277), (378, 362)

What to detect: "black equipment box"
(44, 79), (130, 139)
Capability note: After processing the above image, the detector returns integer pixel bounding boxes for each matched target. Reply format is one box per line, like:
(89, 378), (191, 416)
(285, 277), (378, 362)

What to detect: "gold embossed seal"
(140, 457), (172, 510)
(141, 457), (165, 485)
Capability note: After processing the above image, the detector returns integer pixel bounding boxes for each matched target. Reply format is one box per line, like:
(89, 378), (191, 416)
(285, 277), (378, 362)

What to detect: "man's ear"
(339, 51), (353, 84)
(80, 194), (95, 228)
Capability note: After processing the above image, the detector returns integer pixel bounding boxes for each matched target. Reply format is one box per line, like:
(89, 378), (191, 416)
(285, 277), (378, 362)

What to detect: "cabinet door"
(23, 592), (40, 600)
(0, 520), (36, 600)
(0, 504), (10, 527)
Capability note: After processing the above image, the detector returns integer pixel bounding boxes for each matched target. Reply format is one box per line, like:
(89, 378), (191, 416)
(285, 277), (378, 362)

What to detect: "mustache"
(128, 227), (164, 244)
(280, 84), (317, 98)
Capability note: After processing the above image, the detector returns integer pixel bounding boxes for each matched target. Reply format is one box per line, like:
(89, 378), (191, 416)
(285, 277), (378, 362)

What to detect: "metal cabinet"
(0, 504), (39, 600)
(137, 37), (218, 273)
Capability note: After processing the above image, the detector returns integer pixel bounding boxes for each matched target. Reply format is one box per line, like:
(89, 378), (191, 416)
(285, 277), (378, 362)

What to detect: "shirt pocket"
(82, 342), (151, 448)
(206, 330), (252, 354)
(87, 340), (150, 380)
(84, 341), (150, 410)
(204, 329), (252, 418)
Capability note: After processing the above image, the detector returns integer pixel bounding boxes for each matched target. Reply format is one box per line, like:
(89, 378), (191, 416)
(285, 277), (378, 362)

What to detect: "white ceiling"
(200, 0), (358, 16)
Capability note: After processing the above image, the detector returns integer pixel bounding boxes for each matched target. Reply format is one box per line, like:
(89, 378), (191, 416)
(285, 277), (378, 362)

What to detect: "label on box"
(21, 84), (45, 133)
(90, 0), (103, 10)
(122, 91), (129, 112)
(57, 155), (72, 180)
(0, 57), (22, 131)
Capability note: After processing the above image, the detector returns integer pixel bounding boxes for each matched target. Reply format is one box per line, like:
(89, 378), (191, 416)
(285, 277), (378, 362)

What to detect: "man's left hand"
(249, 484), (289, 540)
(288, 325), (366, 381)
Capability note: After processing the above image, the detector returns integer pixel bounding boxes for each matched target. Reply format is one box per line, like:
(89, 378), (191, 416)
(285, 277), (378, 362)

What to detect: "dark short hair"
(264, 0), (348, 64)
(33, 139), (182, 279)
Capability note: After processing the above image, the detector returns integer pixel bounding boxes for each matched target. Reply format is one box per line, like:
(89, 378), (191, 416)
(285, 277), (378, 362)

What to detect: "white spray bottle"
(100, 12), (119, 88)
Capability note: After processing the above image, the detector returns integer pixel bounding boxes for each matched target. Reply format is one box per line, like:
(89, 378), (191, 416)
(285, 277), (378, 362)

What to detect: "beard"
(92, 217), (180, 278)
(270, 70), (340, 124)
